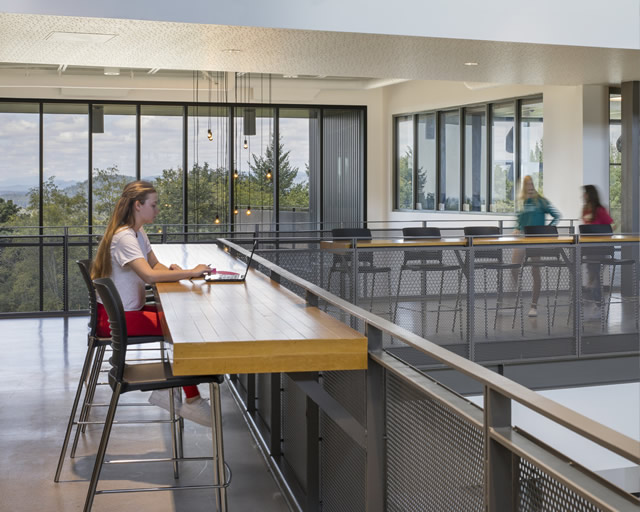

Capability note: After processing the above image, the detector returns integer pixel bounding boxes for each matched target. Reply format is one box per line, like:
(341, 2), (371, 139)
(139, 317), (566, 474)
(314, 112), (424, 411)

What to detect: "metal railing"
(221, 239), (639, 512)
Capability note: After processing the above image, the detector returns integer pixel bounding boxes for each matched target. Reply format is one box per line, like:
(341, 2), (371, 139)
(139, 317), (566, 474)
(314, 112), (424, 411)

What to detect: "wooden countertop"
(152, 244), (367, 375)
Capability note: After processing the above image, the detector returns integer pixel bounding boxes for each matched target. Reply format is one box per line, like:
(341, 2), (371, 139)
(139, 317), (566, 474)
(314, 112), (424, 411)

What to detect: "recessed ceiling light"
(283, 75), (298, 79)
(45, 31), (116, 43)
(464, 62), (479, 66)
(104, 67), (120, 76)
(222, 49), (242, 54)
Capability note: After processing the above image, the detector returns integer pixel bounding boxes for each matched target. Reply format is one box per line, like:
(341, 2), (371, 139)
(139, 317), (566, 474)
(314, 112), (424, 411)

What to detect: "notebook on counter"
(204, 241), (256, 283)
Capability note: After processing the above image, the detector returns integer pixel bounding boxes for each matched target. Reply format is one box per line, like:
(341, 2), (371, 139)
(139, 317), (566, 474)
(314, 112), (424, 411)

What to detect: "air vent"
(45, 32), (117, 43)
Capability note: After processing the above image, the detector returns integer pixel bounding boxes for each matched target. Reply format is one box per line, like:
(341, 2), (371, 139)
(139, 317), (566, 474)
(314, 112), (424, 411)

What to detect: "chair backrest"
(93, 278), (128, 383)
(402, 227), (441, 238)
(331, 228), (374, 265)
(523, 225), (558, 236)
(578, 224), (614, 258)
(578, 224), (613, 234)
(463, 226), (500, 237)
(523, 225), (563, 260)
(402, 227), (443, 264)
(331, 227), (372, 240)
(464, 226), (501, 261)
(77, 259), (98, 338)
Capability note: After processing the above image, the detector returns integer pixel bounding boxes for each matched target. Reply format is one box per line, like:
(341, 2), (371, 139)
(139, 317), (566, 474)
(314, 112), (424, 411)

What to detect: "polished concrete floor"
(0, 316), (291, 512)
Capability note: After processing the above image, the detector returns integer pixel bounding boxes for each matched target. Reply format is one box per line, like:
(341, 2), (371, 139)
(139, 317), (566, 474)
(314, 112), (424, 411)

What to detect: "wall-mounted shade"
(243, 108), (256, 136)
(92, 105), (104, 134)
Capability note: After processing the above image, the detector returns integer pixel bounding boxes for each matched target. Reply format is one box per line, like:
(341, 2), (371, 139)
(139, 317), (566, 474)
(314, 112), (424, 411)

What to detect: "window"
(439, 110), (460, 211)
(92, 104), (137, 225)
(140, 105), (184, 228)
(394, 95), (541, 214)
(490, 102), (515, 213)
(395, 115), (413, 209)
(520, 99), (544, 194)
(187, 105), (229, 229)
(279, 108), (320, 231)
(43, 103), (89, 227)
(609, 91), (621, 231)
(464, 107), (486, 211)
(417, 113), (436, 210)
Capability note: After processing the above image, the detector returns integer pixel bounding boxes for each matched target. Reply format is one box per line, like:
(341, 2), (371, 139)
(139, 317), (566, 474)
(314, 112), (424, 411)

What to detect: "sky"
(0, 109), (312, 192)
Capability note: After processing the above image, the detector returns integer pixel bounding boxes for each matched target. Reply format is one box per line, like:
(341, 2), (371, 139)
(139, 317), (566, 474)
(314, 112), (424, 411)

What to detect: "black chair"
(328, 228), (392, 317)
(579, 224), (639, 330)
(464, 226), (522, 337)
(83, 278), (229, 512)
(513, 225), (573, 335)
(394, 227), (463, 338)
(54, 260), (171, 482)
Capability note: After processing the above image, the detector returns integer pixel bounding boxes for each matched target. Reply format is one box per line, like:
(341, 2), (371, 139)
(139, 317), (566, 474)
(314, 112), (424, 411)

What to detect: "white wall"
(582, 85), (611, 205)
(3, 0), (639, 50)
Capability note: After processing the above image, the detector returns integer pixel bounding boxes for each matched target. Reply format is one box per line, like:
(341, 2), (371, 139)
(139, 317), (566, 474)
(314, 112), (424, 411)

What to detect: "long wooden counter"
(152, 244), (367, 376)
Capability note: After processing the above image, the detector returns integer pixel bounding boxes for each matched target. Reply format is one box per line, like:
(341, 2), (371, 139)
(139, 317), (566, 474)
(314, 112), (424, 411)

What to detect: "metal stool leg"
(83, 383), (122, 512)
(393, 268), (405, 322)
(54, 338), (98, 481)
(210, 381), (228, 512)
(436, 270), (445, 333)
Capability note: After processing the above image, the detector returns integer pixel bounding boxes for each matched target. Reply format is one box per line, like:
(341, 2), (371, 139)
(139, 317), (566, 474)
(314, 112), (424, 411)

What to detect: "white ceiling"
(0, 12), (640, 90)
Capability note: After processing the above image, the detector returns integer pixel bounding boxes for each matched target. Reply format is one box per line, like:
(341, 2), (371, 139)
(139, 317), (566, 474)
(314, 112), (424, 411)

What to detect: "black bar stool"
(54, 260), (175, 482)
(328, 228), (392, 317)
(394, 227), (463, 338)
(83, 278), (229, 512)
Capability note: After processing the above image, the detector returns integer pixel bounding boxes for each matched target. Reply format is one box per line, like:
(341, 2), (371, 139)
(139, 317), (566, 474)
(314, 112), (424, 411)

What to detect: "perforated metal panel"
(322, 370), (366, 426)
(386, 373), (484, 511)
(518, 458), (602, 512)
(320, 412), (366, 512)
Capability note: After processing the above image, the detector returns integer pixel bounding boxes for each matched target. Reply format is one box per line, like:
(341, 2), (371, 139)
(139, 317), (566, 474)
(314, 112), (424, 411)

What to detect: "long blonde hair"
(91, 181), (156, 279)
(518, 175), (542, 205)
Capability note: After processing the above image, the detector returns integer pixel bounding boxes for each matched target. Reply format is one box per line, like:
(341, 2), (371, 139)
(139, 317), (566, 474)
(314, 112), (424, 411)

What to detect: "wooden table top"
(471, 235), (575, 245)
(320, 238), (467, 249)
(152, 244), (367, 376)
(578, 235), (640, 243)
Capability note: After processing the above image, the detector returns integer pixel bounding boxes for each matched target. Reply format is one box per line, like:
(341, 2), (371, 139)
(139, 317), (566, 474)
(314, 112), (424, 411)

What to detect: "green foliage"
(0, 198), (19, 225)
(92, 166), (134, 224)
(492, 164), (514, 212)
(397, 145), (413, 209)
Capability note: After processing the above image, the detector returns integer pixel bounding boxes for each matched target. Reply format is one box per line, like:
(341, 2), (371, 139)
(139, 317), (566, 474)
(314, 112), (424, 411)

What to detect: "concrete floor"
(0, 316), (292, 512)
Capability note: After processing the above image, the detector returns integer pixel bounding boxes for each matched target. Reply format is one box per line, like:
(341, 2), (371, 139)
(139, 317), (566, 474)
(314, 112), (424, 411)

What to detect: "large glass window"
(187, 105), (229, 229)
(491, 102), (515, 212)
(0, 103), (39, 227)
(233, 106), (275, 229)
(439, 110), (460, 211)
(396, 115), (413, 209)
(417, 113), (436, 210)
(0, 103), (40, 312)
(43, 103), (89, 227)
(91, 104), (137, 225)
(279, 108), (320, 231)
(520, 99), (544, 194)
(464, 107), (486, 211)
(609, 92), (621, 231)
(140, 105), (184, 227)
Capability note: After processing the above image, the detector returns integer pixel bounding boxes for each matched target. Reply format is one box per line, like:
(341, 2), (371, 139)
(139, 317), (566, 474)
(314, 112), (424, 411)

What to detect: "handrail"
(222, 238), (640, 465)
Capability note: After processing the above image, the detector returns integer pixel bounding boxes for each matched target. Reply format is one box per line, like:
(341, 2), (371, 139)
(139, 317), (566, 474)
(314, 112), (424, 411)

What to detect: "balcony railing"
(220, 239), (640, 512)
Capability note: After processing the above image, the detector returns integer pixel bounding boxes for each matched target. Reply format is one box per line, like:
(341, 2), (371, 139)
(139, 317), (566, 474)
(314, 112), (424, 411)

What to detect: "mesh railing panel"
(320, 412), (366, 512)
(517, 458), (602, 512)
(386, 373), (484, 512)
(322, 370), (366, 426)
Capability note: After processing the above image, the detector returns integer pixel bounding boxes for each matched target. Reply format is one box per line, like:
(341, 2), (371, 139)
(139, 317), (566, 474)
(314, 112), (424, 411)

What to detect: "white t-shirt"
(100, 227), (151, 311)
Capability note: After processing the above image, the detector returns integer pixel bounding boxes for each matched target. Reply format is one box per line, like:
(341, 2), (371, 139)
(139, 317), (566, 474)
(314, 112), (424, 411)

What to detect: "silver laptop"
(204, 241), (257, 283)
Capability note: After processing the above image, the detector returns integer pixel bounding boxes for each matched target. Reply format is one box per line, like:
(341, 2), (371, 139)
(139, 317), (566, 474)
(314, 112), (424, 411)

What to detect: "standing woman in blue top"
(512, 175), (561, 317)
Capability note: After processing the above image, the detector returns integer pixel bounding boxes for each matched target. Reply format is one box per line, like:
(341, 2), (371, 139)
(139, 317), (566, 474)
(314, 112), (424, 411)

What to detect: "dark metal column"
(620, 82), (640, 297)
(484, 388), (514, 511)
(365, 325), (385, 512)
